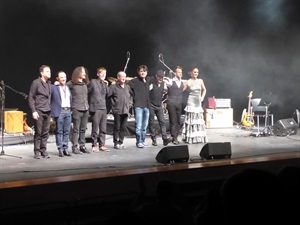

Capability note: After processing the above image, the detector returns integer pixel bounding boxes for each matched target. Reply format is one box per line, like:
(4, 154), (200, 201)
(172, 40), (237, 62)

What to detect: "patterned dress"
(182, 79), (208, 143)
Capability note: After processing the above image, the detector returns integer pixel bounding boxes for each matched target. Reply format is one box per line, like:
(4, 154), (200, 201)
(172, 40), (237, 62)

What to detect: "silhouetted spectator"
(277, 166), (300, 224)
(220, 168), (284, 224)
(107, 209), (146, 225)
(192, 187), (223, 225)
(135, 179), (187, 225)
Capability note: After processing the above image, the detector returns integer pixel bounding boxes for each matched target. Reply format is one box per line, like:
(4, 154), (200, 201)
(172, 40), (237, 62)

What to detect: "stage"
(0, 125), (299, 183)
(0, 132), (33, 146)
(0, 125), (299, 225)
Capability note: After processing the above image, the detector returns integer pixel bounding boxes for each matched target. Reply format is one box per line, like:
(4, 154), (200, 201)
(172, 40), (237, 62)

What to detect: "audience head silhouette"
(220, 168), (283, 224)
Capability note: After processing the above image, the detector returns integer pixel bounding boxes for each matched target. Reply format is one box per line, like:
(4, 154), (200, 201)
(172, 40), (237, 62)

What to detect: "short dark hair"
(137, 65), (148, 72)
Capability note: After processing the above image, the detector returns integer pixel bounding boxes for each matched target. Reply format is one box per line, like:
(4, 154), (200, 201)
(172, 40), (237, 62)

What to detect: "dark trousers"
(54, 109), (72, 151)
(113, 113), (128, 145)
(71, 109), (89, 147)
(91, 109), (107, 146)
(33, 110), (51, 155)
(167, 101), (182, 139)
(149, 104), (168, 140)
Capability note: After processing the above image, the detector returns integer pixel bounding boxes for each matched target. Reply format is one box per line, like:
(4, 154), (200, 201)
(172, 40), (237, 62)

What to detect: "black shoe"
(72, 146), (82, 154)
(172, 138), (179, 145)
(34, 153), (41, 159)
(80, 146), (90, 154)
(152, 140), (157, 146)
(63, 150), (71, 156)
(72, 149), (82, 154)
(151, 136), (157, 146)
(58, 150), (64, 157)
(163, 138), (171, 146)
(42, 152), (50, 159)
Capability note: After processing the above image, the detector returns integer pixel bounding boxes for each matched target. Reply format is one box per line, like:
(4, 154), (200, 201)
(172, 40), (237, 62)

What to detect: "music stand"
(258, 92), (275, 137)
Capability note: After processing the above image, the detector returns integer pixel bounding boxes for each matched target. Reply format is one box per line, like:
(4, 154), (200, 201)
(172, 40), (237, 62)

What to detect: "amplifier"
(215, 98), (231, 108)
(205, 108), (233, 128)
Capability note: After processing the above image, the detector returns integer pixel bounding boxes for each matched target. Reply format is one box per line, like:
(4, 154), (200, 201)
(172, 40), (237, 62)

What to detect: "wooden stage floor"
(0, 125), (299, 185)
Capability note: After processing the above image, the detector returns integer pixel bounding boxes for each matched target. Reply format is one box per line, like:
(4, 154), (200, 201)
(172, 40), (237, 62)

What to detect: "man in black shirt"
(108, 71), (132, 149)
(67, 66), (90, 154)
(127, 65), (150, 148)
(148, 70), (171, 146)
(28, 65), (52, 159)
(88, 67), (109, 152)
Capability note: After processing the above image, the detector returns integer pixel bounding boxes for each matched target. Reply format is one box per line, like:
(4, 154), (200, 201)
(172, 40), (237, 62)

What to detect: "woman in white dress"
(182, 67), (208, 143)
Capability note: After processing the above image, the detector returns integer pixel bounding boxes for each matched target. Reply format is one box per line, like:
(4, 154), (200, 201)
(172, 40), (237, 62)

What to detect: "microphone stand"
(158, 53), (175, 78)
(1, 81), (24, 158)
(124, 51), (130, 72)
(123, 51), (134, 118)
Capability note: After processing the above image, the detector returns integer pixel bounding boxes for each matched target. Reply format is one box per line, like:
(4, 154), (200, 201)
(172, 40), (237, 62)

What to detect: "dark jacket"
(149, 80), (166, 107)
(67, 80), (89, 111)
(51, 85), (72, 117)
(88, 79), (109, 112)
(167, 80), (184, 104)
(28, 77), (51, 113)
(127, 76), (151, 108)
(108, 82), (131, 114)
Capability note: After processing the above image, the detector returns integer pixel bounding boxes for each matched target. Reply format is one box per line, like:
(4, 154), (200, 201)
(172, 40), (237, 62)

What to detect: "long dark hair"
(71, 66), (90, 85)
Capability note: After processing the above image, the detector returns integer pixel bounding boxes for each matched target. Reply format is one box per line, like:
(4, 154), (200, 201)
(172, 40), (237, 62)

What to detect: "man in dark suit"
(51, 71), (72, 157)
(28, 65), (52, 159)
(88, 67), (110, 152)
(166, 66), (186, 145)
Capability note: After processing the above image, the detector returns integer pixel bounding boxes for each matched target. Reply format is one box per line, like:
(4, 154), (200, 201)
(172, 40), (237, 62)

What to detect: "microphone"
(20, 92), (28, 99)
(127, 51), (130, 59)
(169, 70), (175, 76)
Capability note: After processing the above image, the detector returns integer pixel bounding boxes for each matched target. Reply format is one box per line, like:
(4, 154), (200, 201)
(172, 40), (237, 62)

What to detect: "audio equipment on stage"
(156, 145), (189, 164)
(215, 98), (231, 108)
(200, 142), (232, 160)
(272, 118), (298, 136)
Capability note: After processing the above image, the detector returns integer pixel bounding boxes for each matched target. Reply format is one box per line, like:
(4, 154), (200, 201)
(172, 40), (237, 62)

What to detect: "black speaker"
(200, 142), (232, 160)
(272, 118), (298, 136)
(155, 145), (189, 164)
(292, 109), (300, 128)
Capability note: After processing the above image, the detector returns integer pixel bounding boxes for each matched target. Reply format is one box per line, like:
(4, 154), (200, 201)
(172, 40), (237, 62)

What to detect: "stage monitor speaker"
(155, 145), (189, 164)
(200, 142), (231, 160)
(272, 118), (298, 136)
(292, 109), (300, 128)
